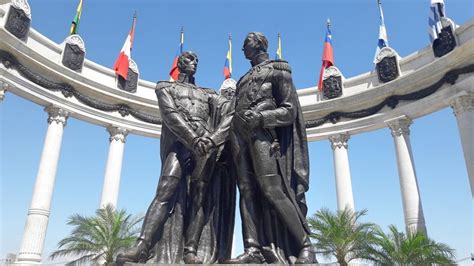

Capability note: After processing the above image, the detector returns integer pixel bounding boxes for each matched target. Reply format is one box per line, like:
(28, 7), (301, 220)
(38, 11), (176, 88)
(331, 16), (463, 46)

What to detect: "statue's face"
(179, 53), (198, 76)
(243, 36), (258, 60)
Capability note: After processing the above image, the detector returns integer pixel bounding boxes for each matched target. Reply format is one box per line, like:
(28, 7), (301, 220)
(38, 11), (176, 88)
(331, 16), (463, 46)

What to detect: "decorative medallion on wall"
(322, 66), (344, 99)
(117, 58), (139, 93)
(433, 18), (457, 58)
(5, 0), (31, 41)
(61, 35), (86, 72)
(375, 47), (400, 83)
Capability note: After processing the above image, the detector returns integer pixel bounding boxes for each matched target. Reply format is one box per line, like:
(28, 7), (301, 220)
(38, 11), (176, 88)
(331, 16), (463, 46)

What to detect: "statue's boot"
(225, 247), (265, 264)
(116, 184), (175, 264)
(295, 238), (317, 264)
(116, 239), (150, 265)
(183, 251), (203, 264)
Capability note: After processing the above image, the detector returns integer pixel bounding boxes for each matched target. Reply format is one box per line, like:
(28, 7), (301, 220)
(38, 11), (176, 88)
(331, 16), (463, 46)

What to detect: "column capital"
(45, 106), (69, 126)
(387, 116), (412, 138)
(0, 80), (9, 101)
(107, 126), (128, 143)
(329, 132), (350, 150)
(451, 95), (474, 117)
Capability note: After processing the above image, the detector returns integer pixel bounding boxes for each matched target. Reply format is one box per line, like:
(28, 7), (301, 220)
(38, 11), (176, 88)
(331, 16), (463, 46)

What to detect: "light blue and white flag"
(374, 0), (388, 63)
(428, 0), (446, 43)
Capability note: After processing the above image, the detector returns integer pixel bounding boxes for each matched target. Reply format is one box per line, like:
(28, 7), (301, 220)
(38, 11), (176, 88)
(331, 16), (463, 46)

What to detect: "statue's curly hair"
(177, 51), (198, 72)
(245, 32), (268, 52)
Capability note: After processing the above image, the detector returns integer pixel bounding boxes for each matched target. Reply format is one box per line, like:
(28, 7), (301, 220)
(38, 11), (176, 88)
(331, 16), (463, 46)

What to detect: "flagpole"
(130, 12), (137, 52)
(69, 0), (83, 35)
(229, 33), (232, 78)
(277, 32), (282, 60)
(180, 27), (184, 53)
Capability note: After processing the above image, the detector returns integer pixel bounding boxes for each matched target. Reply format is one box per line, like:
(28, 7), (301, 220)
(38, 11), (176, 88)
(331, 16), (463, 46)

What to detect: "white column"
(387, 116), (427, 235)
(451, 95), (474, 197)
(329, 133), (355, 212)
(99, 126), (128, 208)
(16, 106), (69, 264)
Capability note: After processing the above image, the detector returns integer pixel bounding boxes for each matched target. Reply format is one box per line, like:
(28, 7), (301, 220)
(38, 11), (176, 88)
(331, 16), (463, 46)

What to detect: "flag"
(318, 19), (334, 91)
(374, 0), (388, 63)
(223, 34), (232, 79)
(69, 0), (83, 35)
(275, 33), (282, 60)
(428, 0), (446, 42)
(169, 28), (184, 81)
(113, 13), (137, 80)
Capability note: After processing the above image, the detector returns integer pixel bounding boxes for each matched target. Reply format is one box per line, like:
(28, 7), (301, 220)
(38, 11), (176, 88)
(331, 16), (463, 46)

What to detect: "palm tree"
(308, 208), (378, 266)
(365, 225), (456, 265)
(50, 204), (143, 265)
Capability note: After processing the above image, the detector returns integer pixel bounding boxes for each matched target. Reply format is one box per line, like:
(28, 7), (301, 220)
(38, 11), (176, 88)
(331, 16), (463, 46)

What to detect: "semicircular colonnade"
(0, 0), (472, 264)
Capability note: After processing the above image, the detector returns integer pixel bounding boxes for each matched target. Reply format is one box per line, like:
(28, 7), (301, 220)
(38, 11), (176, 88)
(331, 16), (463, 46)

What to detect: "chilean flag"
(317, 19), (334, 91)
(113, 14), (137, 80)
(169, 28), (184, 81)
(223, 35), (232, 79)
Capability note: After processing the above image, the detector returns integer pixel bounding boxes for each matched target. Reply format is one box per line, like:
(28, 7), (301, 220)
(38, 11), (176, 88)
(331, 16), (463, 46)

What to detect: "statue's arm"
(259, 66), (297, 128)
(206, 95), (234, 147)
(208, 96), (235, 147)
(156, 85), (198, 149)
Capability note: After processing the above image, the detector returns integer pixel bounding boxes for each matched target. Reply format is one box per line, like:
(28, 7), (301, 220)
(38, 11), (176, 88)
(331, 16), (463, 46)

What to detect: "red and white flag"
(113, 13), (137, 80)
(318, 18), (334, 91)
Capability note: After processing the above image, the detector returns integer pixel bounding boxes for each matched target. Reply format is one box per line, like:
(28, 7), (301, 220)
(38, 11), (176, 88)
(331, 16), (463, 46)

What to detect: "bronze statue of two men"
(117, 32), (315, 265)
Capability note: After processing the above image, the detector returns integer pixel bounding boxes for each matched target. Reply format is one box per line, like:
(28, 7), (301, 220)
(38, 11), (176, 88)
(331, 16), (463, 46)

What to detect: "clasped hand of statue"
(193, 137), (215, 156)
(242, 110), (263, 128)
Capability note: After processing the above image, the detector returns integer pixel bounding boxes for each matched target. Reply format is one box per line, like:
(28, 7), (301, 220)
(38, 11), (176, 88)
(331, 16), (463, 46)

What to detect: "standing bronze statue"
(116, 51), (235, 265)
(227, 32), (315, 264)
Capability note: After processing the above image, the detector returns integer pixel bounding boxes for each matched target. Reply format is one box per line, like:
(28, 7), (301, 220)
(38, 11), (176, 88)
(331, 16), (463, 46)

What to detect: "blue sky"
(1, 0), (472, 263)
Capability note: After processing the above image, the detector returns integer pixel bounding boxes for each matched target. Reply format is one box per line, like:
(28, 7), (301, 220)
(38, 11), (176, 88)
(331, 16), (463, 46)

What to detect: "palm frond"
(50, 204), (143, 264)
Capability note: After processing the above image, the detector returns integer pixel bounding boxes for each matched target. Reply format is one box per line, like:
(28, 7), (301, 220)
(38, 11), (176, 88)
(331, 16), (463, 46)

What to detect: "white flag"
(428, 0), (446, 42)
(374, 0), (388, 63)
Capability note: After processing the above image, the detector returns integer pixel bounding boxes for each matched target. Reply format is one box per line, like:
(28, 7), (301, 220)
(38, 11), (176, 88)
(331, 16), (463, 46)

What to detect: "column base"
(15, 253), (42, 265)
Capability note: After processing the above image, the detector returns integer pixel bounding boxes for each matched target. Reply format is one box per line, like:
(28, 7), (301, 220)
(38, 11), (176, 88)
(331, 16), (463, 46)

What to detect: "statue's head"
(177, 51), (198, 76)
(243, 32), (268, 60)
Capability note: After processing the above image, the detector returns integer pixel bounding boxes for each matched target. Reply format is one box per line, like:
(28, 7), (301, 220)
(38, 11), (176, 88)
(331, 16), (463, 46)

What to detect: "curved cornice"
(0, 2), (473, 140)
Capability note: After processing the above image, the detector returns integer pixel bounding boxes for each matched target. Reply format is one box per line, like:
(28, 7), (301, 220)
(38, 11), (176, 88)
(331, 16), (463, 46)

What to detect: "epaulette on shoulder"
(155, 81), (174, 90)
(270, 59), (291, 73)
(200, 87), (217, 94)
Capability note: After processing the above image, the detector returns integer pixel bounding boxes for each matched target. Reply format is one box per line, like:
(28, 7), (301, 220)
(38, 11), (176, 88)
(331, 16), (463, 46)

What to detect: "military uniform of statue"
(117, 52), (234, 265)
(227, 32), (315, 264)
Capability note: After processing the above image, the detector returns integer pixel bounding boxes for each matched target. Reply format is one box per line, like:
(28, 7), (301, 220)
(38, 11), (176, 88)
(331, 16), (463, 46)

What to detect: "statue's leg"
(116, 151), (183, 264)
(183, 152), (217, 263)
(250, 130), (309, 249)
(249, 130), (315, 263)
(225, 131), (265, 264)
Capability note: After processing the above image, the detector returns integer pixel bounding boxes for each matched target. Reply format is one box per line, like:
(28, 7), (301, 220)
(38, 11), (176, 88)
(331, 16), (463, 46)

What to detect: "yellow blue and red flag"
(317, 19), (334, 91)
(169, 28), (184, 81)
(223, 34), (232, 79)
(113, 13), (137, 80)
